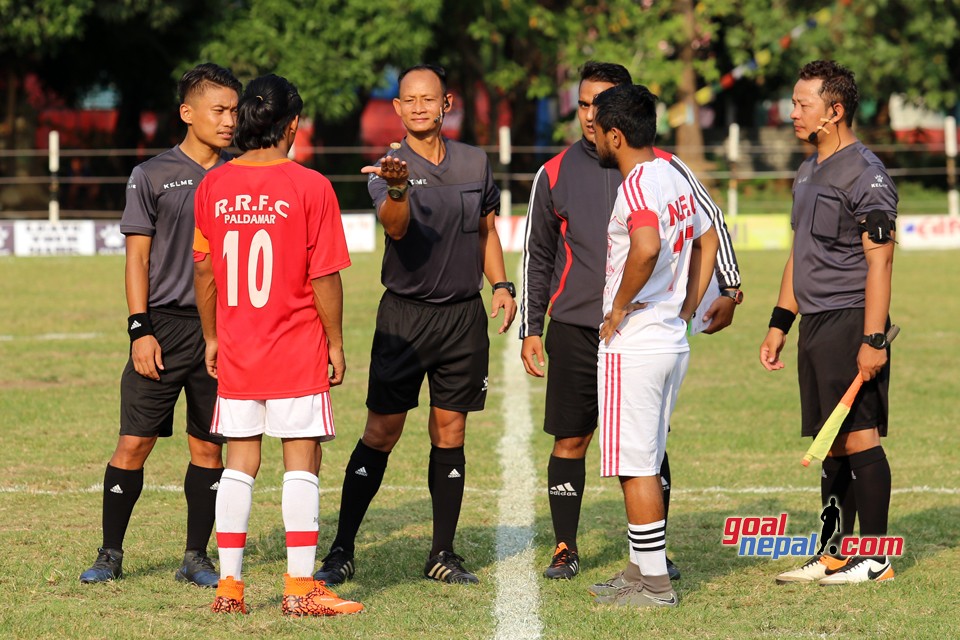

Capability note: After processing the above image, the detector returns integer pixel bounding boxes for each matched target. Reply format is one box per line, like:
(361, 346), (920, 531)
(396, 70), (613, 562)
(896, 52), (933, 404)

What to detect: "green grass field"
(1, 246), (958, 639)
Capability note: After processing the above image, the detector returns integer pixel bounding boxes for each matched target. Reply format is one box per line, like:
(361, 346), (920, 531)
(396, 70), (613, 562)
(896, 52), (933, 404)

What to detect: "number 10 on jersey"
(222, 229), (273, 308)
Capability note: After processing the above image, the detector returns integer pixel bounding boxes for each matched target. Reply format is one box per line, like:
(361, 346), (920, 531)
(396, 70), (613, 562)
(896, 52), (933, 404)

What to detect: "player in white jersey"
(592, 84), (719, 608)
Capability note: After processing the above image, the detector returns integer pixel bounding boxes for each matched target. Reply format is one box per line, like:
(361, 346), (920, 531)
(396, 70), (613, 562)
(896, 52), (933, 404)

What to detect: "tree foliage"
(197, 0), (443, 123)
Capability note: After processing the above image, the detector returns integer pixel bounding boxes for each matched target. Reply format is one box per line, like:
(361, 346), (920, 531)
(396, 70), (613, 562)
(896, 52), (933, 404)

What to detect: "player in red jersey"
(193, 74), (361, 616)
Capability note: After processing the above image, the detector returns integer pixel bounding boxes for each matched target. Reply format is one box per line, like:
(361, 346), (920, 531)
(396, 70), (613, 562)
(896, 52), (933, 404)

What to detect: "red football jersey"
(194, 158), (350, 399)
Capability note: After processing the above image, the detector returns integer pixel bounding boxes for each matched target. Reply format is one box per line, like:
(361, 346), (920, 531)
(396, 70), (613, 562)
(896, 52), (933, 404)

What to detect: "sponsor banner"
(342, 213), (376, 253)
(495, 214), (794, 253)
(494, 215), (527, 253)
(898, 214), (960, 250)
(13, 220), (96, 256)
(0, 222), (13, 256)
(2, 215), (377, 257)
(94, 222), (126, 255)
(727, 214), (792, 250)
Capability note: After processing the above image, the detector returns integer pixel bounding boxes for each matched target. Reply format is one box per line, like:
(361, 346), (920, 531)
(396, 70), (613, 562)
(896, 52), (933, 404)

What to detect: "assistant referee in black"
(315, 64), (516, 586)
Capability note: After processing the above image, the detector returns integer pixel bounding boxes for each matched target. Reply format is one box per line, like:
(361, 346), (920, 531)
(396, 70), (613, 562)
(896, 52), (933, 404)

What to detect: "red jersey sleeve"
(306, 175), (351, 279)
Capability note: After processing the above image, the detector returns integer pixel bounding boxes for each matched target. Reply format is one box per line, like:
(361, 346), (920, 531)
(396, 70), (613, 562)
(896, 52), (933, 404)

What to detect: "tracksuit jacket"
(519, 137), (741, 338)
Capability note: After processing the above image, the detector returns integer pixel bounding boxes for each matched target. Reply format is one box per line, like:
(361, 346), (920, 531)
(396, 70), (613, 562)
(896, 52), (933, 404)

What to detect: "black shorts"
(119, 307), (223, 443)
(543, 320), (600, 438)
(366, 291), (489, 414)
(797, 308), (890, 438)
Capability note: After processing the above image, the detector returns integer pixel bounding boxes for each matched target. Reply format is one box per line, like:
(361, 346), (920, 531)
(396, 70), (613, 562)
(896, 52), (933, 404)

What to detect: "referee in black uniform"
(315, 64), (516, 585)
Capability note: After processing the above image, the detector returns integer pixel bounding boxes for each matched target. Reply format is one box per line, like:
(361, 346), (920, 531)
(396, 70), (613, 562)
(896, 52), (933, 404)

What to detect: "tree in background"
(197, 0), (443, 145)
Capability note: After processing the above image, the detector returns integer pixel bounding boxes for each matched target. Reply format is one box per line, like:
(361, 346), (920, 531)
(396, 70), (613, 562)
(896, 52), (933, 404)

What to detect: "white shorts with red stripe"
(211, 392), (337, 441)
(597, 351), (689, 477)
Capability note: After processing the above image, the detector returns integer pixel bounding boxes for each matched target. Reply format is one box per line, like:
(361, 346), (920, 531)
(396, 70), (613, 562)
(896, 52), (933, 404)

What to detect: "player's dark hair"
(579, 61), (632, 87)
(593, 84), (658, 149)
(398, 64), (448, 94)
(178, 63), (241, 104)
(234, 74), (303, 152)
(798, 60), (859, 126)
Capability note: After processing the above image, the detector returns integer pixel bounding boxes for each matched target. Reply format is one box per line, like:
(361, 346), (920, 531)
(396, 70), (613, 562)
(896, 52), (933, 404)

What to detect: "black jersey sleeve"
(519, 165), (561, 338)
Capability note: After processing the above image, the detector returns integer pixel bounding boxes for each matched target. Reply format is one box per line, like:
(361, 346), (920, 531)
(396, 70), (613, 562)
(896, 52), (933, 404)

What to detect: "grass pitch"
(0, 245), (958, 639)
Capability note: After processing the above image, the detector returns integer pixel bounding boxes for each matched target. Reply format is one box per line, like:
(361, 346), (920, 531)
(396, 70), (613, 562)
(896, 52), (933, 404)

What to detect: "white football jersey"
(600, 157), (712, 354)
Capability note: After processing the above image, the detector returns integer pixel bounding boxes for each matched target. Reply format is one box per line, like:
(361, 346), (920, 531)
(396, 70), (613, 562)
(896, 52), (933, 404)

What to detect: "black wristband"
(127, 313), (154, 342)
(769, 306), (796, 334)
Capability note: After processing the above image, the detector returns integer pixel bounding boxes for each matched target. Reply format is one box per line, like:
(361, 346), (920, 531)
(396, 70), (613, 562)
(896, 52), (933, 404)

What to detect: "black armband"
(769, 306), (796, 334)
(127, 313), (154, 341)
(859, 211), (895, 244)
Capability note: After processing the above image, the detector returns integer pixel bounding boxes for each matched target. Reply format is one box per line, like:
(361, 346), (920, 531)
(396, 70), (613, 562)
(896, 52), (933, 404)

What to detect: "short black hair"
(398, 64), (448, 93)
(234, 74), (303, 152)
(178, 63), (241, 104)
(798, 60), (859, 126)
(593, 84), (658, 149)
(579, 61), (632, 87)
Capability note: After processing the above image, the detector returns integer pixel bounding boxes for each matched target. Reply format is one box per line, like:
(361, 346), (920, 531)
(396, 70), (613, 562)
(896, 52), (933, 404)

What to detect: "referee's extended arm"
(362, 156), (410, 240)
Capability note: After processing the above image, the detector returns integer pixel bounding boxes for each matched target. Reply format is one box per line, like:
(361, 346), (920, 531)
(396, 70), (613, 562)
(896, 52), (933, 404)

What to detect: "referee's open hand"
(361, 155), (409, 185)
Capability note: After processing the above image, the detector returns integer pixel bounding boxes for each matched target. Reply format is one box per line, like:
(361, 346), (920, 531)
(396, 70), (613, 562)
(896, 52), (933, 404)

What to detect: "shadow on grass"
(105, 496), (960, 599)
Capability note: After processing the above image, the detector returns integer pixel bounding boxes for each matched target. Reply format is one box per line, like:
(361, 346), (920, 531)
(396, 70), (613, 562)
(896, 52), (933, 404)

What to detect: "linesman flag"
(801, 325), (900, 467)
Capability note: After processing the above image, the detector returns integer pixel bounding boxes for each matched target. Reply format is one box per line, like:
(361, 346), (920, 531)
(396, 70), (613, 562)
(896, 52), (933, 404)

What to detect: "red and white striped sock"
(282, 470), (320, 578)
(215, 468), (255, 580)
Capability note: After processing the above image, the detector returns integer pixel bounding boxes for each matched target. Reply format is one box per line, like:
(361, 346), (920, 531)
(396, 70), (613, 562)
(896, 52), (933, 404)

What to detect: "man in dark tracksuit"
(519, 62), (742, 582)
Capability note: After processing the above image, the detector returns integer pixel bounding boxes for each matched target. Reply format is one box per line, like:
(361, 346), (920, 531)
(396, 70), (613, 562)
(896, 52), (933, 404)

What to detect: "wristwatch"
(863, 332), (888, 349)
(492, 281), (516, 298)
(387, 182), (409, 200)
(719, 288), (743, 304)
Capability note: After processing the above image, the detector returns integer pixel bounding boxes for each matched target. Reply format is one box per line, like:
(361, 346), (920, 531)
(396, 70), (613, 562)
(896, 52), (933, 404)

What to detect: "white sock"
(215, 468), (255, 580)
(282, 470), (320, 578)
(628, 519), (668, 578)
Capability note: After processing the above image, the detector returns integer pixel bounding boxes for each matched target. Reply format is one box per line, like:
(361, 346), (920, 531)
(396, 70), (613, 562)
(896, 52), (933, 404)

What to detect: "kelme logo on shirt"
(162, 179), (194, 190)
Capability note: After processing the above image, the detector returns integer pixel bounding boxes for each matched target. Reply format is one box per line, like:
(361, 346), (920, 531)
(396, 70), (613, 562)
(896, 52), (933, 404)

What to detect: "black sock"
(184, 463), (222, 554)
(547, 455), (586, 551)
(331, 439), (389, 556)
(821, 456), (857, 543)
(429, 445), (465, 557)
(850, 446), (891, 560)
(660, 451), (672, 527)
(101, 464), (144, 551)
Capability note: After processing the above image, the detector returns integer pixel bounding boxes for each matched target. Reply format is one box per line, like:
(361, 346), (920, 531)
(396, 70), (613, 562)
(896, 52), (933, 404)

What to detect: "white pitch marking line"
(2, 484), (957, 496)
(492, 269), (542, 640)
(0, 332), (102, 342)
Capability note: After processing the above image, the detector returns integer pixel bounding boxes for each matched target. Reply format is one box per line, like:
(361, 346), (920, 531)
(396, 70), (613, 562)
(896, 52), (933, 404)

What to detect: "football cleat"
(211, 576), (247, 614)
(594, 583), (678, 608)
(775, 555), (849, 584)
(282, 574), (364, 616)
(666, 557), (681, 581)
(543, 542), (580, 580)
(175, 550), (219, 588)
(80, 547), (123, 584)
(313, 546), (355, 586)
(818, 557), (894, 585)
(424, 551), (479, 584)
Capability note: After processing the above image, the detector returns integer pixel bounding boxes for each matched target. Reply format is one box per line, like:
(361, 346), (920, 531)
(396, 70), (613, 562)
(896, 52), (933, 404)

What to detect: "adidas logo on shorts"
(549, 482), (578, 497)
(447, 469), (462, 479)
(355, 467), (368, 477)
